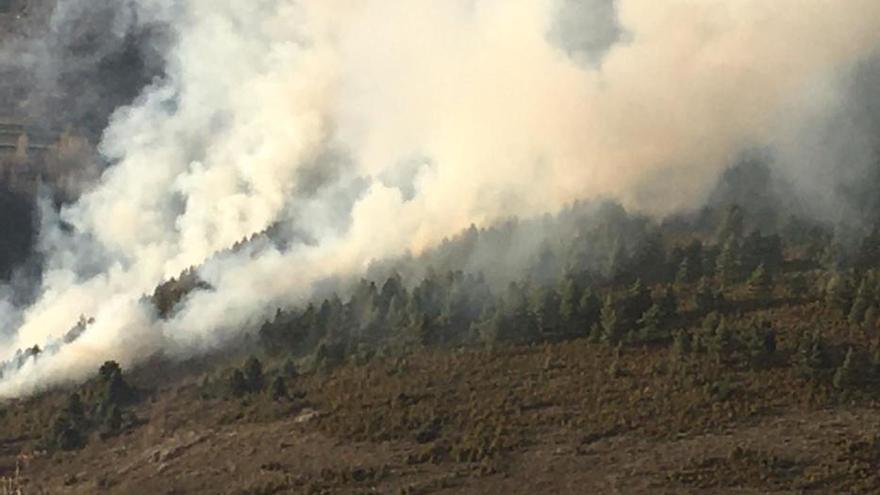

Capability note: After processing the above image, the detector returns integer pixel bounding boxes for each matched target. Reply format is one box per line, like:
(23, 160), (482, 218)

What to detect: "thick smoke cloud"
(0, 0), (167, 137)
(1, 0), (880, 395)
(770, 52), (880, 228)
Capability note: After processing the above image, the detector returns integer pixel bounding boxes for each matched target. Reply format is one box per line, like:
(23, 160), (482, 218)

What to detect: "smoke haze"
(1, 0), (880, 395)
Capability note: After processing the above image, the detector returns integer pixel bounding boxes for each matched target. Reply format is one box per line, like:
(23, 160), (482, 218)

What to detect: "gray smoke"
(0, 0), (879, 396)
(770, 51), (880, 229)
(0, 0), (168, 137)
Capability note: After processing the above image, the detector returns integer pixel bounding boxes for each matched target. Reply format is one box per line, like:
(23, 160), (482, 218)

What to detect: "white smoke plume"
(1, 0), (880, 396)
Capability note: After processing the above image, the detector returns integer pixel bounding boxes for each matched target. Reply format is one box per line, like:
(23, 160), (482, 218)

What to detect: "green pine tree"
(797, 330), (831, 380)
(848, 278), (872, 326)
(243, 356), (264, 393)
(716, 238), (741, 288)
(695, 277), (717, 314)
(600, 295), (623, 345)
(558, 276), (582, 336)
(747, 263), (772, 302)
(637, 304), (665, 343)
(825, 273), (854, 318)
(708, 317), (736, 365)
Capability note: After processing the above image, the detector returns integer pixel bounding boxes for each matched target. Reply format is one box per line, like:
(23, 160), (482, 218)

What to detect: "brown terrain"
(2, 293), (880, 495)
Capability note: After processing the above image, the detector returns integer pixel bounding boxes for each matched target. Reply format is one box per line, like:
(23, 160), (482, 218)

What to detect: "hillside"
(4, 304), (880, 494)
(3, 191), (880, 493)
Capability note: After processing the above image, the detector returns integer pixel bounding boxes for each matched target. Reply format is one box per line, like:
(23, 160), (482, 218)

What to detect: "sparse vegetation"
(7, 182), (880, 492)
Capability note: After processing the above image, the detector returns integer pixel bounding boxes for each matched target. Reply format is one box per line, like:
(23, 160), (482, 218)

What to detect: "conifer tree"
(797, 329), (832, 380)
(637, 304), (664, 343)
(671, 330), (692, 358)
(600, 295), (623, 345)
(716, 238), (741, 288)
(658, 286), (679, 322)
(745, 322), (776, 369)
(848, 278), (872, 326)
(864, 306), (879, 334)
(47, 393), (87, 451)
(530, 286), (561, 338)
(607, 238), (628, 282)
(825, 273), (854, 318)
(747, 263), (772, 301)
(717, 205), (744, 244)
(243, 356), (264, 393)
(578, 289), (602, 332)
(558, 276), (582, 335)
(228, 369), (248, 397)
(675, 258), (692, 286)
(786, 272), (809, 299)
(833, 347), (859, 390)
(271, 376), (287, 400)
(623, 279), (652, 327)
(707, 317), (735, 365)
(695, 277), (717, 314)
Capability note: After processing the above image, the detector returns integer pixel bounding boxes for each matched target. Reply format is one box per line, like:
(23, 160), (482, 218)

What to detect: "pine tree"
(476, 308), (503, 347)
(797, 330), (831, 380)
(242, 356), (264, 393)
(695, 277), (717, 314)
(271, 376), (287, 400)
(504, 281), (539, 344)
(101, 404), (123, 438)
(658, 286), (679, 322)
(607, 238), (628, 282)
(833, 347), (859, 390)
(825, 273), (854, 318)
(600, 295), (623, 345)
(870, 341), (880, 383)
(228, 369), (248, 397)
(578, 289), (602, 332)
(630, 233), (666, 282)
(530, 287), (561, 338)
(558, 276), (582, 336)
(386, 293), (409, 334)
(608, 344), (624, 378)
(745, 322), (776, 369)
(787, 272), (809, 299)
(671, 330), (692, 357)
(637, 304), (664, 343)
(716, 238), (741, 288)
(848, 278), (872, 326)
(696, 312), (721, 353)
(747, 263), (772, 302)
(675, 258), (692, 286)
(623, 279), (652, 327)
(864, 306), (879, 335)
(47, 393), (87, 451)
(717, 205), (744, 244)
(707, 317), (735, 365)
